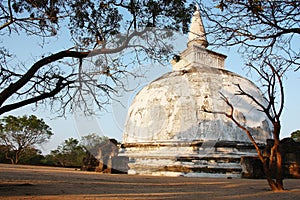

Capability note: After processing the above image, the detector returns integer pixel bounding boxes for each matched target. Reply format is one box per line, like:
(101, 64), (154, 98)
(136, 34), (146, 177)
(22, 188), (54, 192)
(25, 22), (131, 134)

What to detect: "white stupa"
(120, 7), (272, 177)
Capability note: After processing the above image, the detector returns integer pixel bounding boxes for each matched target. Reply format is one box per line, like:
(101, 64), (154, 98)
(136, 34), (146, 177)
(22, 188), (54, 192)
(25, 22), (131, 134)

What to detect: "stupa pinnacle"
(171, 6), (226, 71)
(187, 6), (208, 48)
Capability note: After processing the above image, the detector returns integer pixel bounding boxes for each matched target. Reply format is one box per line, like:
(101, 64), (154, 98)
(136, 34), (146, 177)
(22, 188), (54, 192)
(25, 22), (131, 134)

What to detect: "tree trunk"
(273, 123), (284, 191)
(275, 150), (284, 190)
(5, 152), (15, 164)
(262, 150), (284, 191)
(14, 151), (20, 164)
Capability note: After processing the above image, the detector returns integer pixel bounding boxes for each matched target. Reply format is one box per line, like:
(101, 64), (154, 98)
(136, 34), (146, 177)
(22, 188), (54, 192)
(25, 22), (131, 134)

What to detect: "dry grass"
(0, 163), (300, 199)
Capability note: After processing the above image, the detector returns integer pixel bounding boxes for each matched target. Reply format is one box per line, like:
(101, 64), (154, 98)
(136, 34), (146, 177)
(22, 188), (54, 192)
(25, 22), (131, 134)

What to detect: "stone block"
(112, 156), (129, 174)
(241, 156), (265, 178)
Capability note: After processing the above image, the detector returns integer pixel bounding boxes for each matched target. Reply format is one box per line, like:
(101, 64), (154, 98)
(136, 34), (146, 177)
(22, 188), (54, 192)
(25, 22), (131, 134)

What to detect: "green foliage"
(0, 0), (196, 116)
(17, 147), (44, 165)
(0, 115), (53, 164)
(2, 0), (194, 47)
(0, 145), (11, 164)
(49, 138), (85, 167)
(216, 0), (264, 13)
(291, 130), (300, 142)
(48, 134), (110, 167)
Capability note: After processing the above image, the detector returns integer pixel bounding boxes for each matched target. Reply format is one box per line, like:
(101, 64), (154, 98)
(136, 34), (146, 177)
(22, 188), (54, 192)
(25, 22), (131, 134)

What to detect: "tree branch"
(0, 29), (148, 110)
(0, 77), (73, 115)
(201, 92), (264, 161)
(0, 0), (14, 30)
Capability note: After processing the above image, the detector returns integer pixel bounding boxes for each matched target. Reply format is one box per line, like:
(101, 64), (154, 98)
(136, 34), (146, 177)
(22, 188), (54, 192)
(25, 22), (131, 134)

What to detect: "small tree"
(203, 56), (286, 191)
(0, 115), (53, 164)
(291, 130), (300, 142)
(198, 0), (300, 191)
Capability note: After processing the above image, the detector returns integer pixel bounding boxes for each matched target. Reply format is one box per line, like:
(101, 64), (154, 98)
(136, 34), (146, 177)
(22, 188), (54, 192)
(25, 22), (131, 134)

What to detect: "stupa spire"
(187, 5), (208, 48)
(171, 5), (226, 71)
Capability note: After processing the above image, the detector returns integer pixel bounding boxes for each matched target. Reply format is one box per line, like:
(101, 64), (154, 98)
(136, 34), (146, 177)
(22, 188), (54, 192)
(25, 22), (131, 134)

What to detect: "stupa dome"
(123, 66), (271, 144)
(120, 7), (272, 177)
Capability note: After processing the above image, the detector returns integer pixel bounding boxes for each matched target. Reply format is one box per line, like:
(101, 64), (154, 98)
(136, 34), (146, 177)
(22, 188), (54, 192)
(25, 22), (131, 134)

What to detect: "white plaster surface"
(123, 66), (272, 144)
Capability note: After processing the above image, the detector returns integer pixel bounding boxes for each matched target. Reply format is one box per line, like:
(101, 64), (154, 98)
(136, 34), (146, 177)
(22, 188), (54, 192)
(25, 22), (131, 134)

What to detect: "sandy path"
(0, 163), (300, 199)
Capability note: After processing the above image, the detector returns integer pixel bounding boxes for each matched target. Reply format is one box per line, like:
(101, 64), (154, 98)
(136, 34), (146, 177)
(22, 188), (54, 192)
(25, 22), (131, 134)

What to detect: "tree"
(0, 115), (53, 164)
(0, 145), (11, 163)
(0, 0), (194, 116)
(203, 57), (286, 191)
(17, 147), (44, 165)
(291, 130), (300, 142)
(199, 1), (300, 191)
(50, 138), (85, 167)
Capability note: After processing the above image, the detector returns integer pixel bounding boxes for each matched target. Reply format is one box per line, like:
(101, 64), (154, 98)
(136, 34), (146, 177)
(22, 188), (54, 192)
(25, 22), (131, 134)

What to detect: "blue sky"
(3, 17), (300, 155)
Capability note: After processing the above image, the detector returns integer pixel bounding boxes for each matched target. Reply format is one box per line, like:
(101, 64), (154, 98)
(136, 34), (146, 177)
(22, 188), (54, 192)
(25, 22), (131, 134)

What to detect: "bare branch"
(0, 76), (73, 115)
(201, 92), (264, 161)
(0, 0), (14, 30)
(0, 29), (148, 111)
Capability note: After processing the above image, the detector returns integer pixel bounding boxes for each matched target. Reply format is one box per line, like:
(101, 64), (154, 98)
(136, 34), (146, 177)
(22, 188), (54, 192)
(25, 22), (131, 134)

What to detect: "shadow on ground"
(0, 164), (299, 199)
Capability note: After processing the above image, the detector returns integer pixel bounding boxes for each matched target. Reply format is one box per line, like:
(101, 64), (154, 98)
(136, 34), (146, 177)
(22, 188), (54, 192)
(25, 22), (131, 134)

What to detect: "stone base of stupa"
(119, 140), (265, 178)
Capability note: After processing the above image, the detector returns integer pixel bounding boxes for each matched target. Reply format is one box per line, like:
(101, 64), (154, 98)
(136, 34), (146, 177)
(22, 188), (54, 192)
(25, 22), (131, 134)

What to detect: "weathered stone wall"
(240, 156), (264, 178)
(241, 138), (300, 179)
(120, 141), (262, 177)
(281, 138), (300, 178)
(111, 156), (129, 174)
(172, 45), (226, 71)
(81, 139), (128, 174)
(81, 151), (99, 171)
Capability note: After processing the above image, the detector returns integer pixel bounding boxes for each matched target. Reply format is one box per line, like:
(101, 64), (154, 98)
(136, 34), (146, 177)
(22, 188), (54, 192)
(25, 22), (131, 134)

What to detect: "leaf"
(215, 1), (227, 12)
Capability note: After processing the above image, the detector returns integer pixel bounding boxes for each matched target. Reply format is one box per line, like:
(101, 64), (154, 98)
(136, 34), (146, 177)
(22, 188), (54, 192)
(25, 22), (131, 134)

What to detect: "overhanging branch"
(0, 29), (148, 110)
(0, 77), (73, 115)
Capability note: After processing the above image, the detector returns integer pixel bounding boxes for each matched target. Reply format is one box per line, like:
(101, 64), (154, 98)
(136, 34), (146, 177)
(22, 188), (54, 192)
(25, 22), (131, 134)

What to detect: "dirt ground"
(1, 164), (300, 200)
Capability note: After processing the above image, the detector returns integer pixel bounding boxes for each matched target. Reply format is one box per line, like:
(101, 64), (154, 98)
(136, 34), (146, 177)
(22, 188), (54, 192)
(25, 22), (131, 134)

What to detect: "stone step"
(177, 156), (241, 163)
(128, 163), (242, 177)
(129, 159), (243, 176)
